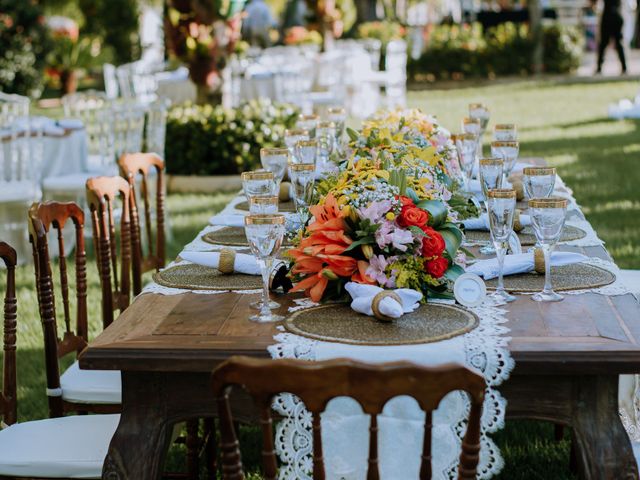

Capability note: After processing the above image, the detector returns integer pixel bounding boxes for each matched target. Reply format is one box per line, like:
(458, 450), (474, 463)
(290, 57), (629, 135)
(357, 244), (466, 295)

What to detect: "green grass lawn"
(1, 78), (639, 478)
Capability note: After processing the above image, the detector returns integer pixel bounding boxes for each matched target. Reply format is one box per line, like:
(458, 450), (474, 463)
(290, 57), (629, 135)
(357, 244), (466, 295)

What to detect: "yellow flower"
(385, 212), (395, 221)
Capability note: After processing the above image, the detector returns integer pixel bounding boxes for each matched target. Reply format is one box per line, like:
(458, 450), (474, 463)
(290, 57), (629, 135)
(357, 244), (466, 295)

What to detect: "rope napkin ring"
(534, 248), (545, 274)
(279, 181), (291, 201)
(371, 291), (403, 322)
(218, 248), (236, 274)
(511, 179), (525, 201)
(513, 210), (524, 232)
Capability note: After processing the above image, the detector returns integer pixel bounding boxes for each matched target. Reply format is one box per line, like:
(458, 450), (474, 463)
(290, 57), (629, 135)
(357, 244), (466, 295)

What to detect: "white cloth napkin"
(463, 213), (531, 231)
(57, 118), (84, 130)
(180, 251), (261, 275)
(345, 282), (422, 319)
(209, 214), (246, 227)
(466, 251), (588, 280)
(44, 125), (66, 136)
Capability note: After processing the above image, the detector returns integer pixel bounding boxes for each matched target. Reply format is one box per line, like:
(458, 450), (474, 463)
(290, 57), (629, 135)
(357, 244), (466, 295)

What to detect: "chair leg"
(186, 419), (200, 479)
(204, 418), (218, 475)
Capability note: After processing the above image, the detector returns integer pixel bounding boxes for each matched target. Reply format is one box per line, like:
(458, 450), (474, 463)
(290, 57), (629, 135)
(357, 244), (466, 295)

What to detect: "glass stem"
(260, 258), (273, 316)
(542, 244), (554, 294)
(496, 242), (506, 294)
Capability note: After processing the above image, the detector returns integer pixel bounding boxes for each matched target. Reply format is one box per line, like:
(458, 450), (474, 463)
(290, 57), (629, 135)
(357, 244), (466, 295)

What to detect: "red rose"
(426, 256), (449, 278)
(397, 205), (429, 228)
(398, 196), (414, 207)
(421, 227), (446, 258)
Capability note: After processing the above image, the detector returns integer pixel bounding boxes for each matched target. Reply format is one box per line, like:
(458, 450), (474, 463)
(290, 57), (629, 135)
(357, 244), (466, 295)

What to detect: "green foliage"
(165, 99), (299, 175)
(408, 22), (583, 80)
(47, 36), (105, 73)
(355, 20), (405, 47)
(0, 0), (51, 96)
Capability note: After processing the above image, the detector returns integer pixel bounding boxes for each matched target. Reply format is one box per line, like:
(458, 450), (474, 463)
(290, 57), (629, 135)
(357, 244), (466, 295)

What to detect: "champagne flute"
(523, 167), (556, 199)
(479, 158), (504, 255)
(294, 139), (318, 166)
(462, 117), (482, 174)
(241, 171), (276, 199)
(487, 189), (517, 303)
(469, 103), (490, 157)
(491, 141), (520, 181)
(284, 129), (310, 160)
(260, 147), (290, 190)
(528, 197), (568, 302)
(327, 106), (347, 148)
(245, 214), (286, 321)
(453, 133), (477, 192)
(249, 195), (279, 214)
(296, 114), (319, 137)
(288, 163), (315, 224)
(494, 123), (517, 141)
(316, 121), (336, 170)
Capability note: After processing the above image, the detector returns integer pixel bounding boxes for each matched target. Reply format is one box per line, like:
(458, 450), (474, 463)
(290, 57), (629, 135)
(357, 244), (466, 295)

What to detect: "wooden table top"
(79, 160), (640, 377)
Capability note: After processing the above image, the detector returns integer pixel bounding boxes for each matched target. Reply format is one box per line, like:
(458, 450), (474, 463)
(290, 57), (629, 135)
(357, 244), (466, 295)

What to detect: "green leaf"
(443, 263), (465, 282)
(438, 225), (463, 259)
(168, 7), (181, 26)
(405, 188), (419, 203)
(408, 225), (426, 237)
(344, 236), (375, 252)
(416, 200), (447, 227)
(347, 128), (359, 142)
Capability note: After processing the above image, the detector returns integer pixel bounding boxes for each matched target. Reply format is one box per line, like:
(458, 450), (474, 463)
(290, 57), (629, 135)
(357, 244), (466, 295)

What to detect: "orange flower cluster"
(289, 195), (373, 301)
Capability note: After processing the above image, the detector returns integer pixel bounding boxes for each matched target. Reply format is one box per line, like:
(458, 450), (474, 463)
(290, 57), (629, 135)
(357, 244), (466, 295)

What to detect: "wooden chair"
(0, 240), (120, 479)
(86, 176), (132, 328)
(212, 356), (486, 480)
(118, 152), (166, 295)
(28, 202), (122, 419)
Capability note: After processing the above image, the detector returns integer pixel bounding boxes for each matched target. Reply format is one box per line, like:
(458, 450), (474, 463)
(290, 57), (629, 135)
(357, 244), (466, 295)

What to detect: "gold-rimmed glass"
(316, 121), (336, 169)
(523, 167), (556, 199)
(491, 140), (520, 180)
(249, 195), (279, 214)
(494, 123), (517, 141)
(260, 147), (290, 188)
(288, 163), (315, 224)
(479, 158), (504, 254)
(296, 114), (319, 137)
(487, 189), (517, 303)
(284, 129), (310, 158)
(245, 214), (286, 322)
(453, 132), (477, 192)
(528, 197), (568, 303)
(462, 117), (482, 161)
(241, 171), (276, 199)
(327, 107), (347, 146)
(469, 103), (490, 157)
(294, 139), (318, 166)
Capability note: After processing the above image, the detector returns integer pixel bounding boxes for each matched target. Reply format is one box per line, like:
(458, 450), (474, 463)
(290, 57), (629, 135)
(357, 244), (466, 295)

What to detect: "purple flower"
(358, 199), (392, 224)
(366, 254), (397, 288)
(375, 221), (414, 252)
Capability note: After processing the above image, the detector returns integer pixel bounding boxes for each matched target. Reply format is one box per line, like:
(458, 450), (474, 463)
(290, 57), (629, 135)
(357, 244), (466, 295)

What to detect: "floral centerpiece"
(288, 109), (469, 302)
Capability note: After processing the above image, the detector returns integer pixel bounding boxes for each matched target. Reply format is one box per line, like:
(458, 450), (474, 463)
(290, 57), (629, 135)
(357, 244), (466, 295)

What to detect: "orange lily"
(308, 194), (346, 232)
(351, 260), (376, 285)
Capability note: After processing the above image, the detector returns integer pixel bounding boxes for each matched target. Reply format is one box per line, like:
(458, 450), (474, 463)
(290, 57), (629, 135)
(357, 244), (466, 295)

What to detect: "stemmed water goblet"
(241, 171), (276, 199)
(260, 147), (290, 191)
(327, 106), (347, 149)
(453, 133), (477, 192)
(249, 195), (279, 214)
(469, 103), (490, 157)
(288, 163), (316, 225)
(528, 197), (568, 302)
(245, 214), (286, 321)
(462, 117), (482, 172)
(494, 124), (517, 141)
(294, 139), (318, 166)
(490, 140), (520, 182)
(296, 114), (319, 137)
(316, 121), (336, 171)
(487, 189), (517, 303)
(479, 158), (504, 254)
(522, 167), (556, 199)
(284, 129), (310, 161)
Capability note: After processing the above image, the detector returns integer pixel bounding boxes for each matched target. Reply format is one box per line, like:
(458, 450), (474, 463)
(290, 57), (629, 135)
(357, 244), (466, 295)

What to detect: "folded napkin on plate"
(57, 118), (84, 130)
(180, 251), (260, 275)
(345, 282), (422, 320)
(466, 251), (588, 280)
(463, 213), (531, 231)
(209, 213), (246, 227)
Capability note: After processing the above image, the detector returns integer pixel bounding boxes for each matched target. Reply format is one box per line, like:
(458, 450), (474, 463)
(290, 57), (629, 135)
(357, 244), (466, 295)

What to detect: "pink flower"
(375, 221), (414, 252)
(366, 254), (397, 288)
(357, 200), (392, 223)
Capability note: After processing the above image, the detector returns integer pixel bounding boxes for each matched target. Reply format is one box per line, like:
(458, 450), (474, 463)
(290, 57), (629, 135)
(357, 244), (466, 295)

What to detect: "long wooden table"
(80, 193), (640, 480)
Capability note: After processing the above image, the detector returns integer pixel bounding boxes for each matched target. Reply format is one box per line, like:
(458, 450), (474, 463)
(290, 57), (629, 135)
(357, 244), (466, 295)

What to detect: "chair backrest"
(103, 63), (119, 99)
(145, 98), (169, 157)
(0, 94), (37, 186)
(118, 153), (166, 295)
(86, 176), (132, 328)
(28, 202), (89, 418)
(212, 357), (485, 480)
(0, 242), (17, 426)
(112, 103), (146, 161)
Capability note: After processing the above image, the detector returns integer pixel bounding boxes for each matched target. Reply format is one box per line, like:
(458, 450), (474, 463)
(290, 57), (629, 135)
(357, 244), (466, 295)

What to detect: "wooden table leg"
(503, 374), (638, 480)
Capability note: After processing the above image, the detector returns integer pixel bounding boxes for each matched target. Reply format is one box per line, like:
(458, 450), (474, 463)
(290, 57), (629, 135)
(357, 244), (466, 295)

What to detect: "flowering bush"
(356, 21), (406, 47)
(284, 26), (323, 46)
(288, 109), (466, 302)
(165, 99), (299, 175)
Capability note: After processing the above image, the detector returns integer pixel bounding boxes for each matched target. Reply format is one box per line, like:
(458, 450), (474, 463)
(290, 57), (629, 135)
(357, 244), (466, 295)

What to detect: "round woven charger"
(235, 200), (296, 213)
(202, 227), (292, 247)
(465, 224), (586, 247)
(485, 262), (615, 293)
(284, 303), (479, 346)
(153, 263), (262, 291)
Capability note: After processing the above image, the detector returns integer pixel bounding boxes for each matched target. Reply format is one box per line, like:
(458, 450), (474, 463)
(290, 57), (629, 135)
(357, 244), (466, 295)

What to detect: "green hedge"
(408, 22), (583, 80)
(165, 99), (299, 176)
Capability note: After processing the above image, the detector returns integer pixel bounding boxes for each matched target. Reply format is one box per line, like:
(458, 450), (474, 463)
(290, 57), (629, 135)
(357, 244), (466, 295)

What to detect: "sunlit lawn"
(1, 78), (639, 478)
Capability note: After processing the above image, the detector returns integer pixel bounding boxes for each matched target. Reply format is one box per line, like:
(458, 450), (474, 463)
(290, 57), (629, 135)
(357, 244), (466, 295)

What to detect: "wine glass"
(241, 171), (276, 199)
(528, 197), (568, 302)
(453, 133), (477, 192)
(469, 103), (490, 156)
(245, 214), (286, 321)
(479, 158), (504, 254)
(284, 129), (310, 160)
(494, 123), (517, 141)
(260, 147), (290, 189)
(316, 121), (336, 170)
(294, 139), (318, 166)
(327, 106), (347, 147)
(487, 189), (517, 303)
(523, 167), (556, 199)
(490, 141), (520, 181)
(288, 163), (315, 224)
(249, 195), (279, 214)
(296, 114), (319, 137)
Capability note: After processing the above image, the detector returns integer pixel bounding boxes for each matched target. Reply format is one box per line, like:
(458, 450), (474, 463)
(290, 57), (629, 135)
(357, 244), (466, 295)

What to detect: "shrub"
(0, 0), (51, 96)
(165, 99), (299, 176)
(355, 21), (406, 47)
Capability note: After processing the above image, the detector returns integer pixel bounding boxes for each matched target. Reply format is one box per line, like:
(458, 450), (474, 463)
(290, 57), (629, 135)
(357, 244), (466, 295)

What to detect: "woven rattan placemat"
(153, 263), (262, 290)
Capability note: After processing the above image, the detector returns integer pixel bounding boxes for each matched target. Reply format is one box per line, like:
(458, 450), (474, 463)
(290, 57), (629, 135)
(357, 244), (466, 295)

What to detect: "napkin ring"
(218, 248), (236, 274)
(279, 182), (291, 201)
(534, 248), (545, 274)
(371, 291), (403, 322)
(512, 180), (525, 201)
(513, 209), (523, 232)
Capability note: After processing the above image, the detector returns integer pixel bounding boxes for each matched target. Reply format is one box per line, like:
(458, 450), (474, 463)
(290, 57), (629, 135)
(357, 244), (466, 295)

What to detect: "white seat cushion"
(42, 172), (94, 192)
(620, 270), (640, 297)
(0, 414), (119, 478)
(0, 181), (37, 202)
(60, 361), (122, 404)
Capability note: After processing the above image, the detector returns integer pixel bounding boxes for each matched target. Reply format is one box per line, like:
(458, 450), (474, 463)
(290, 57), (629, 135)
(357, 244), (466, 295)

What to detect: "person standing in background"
(242, 0), (276, 48)
(596, 0), (628, 74)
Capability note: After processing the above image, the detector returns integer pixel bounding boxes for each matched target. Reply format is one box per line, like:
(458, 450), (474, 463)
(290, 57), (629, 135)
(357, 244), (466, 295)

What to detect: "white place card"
(454, 273), (487, 307)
